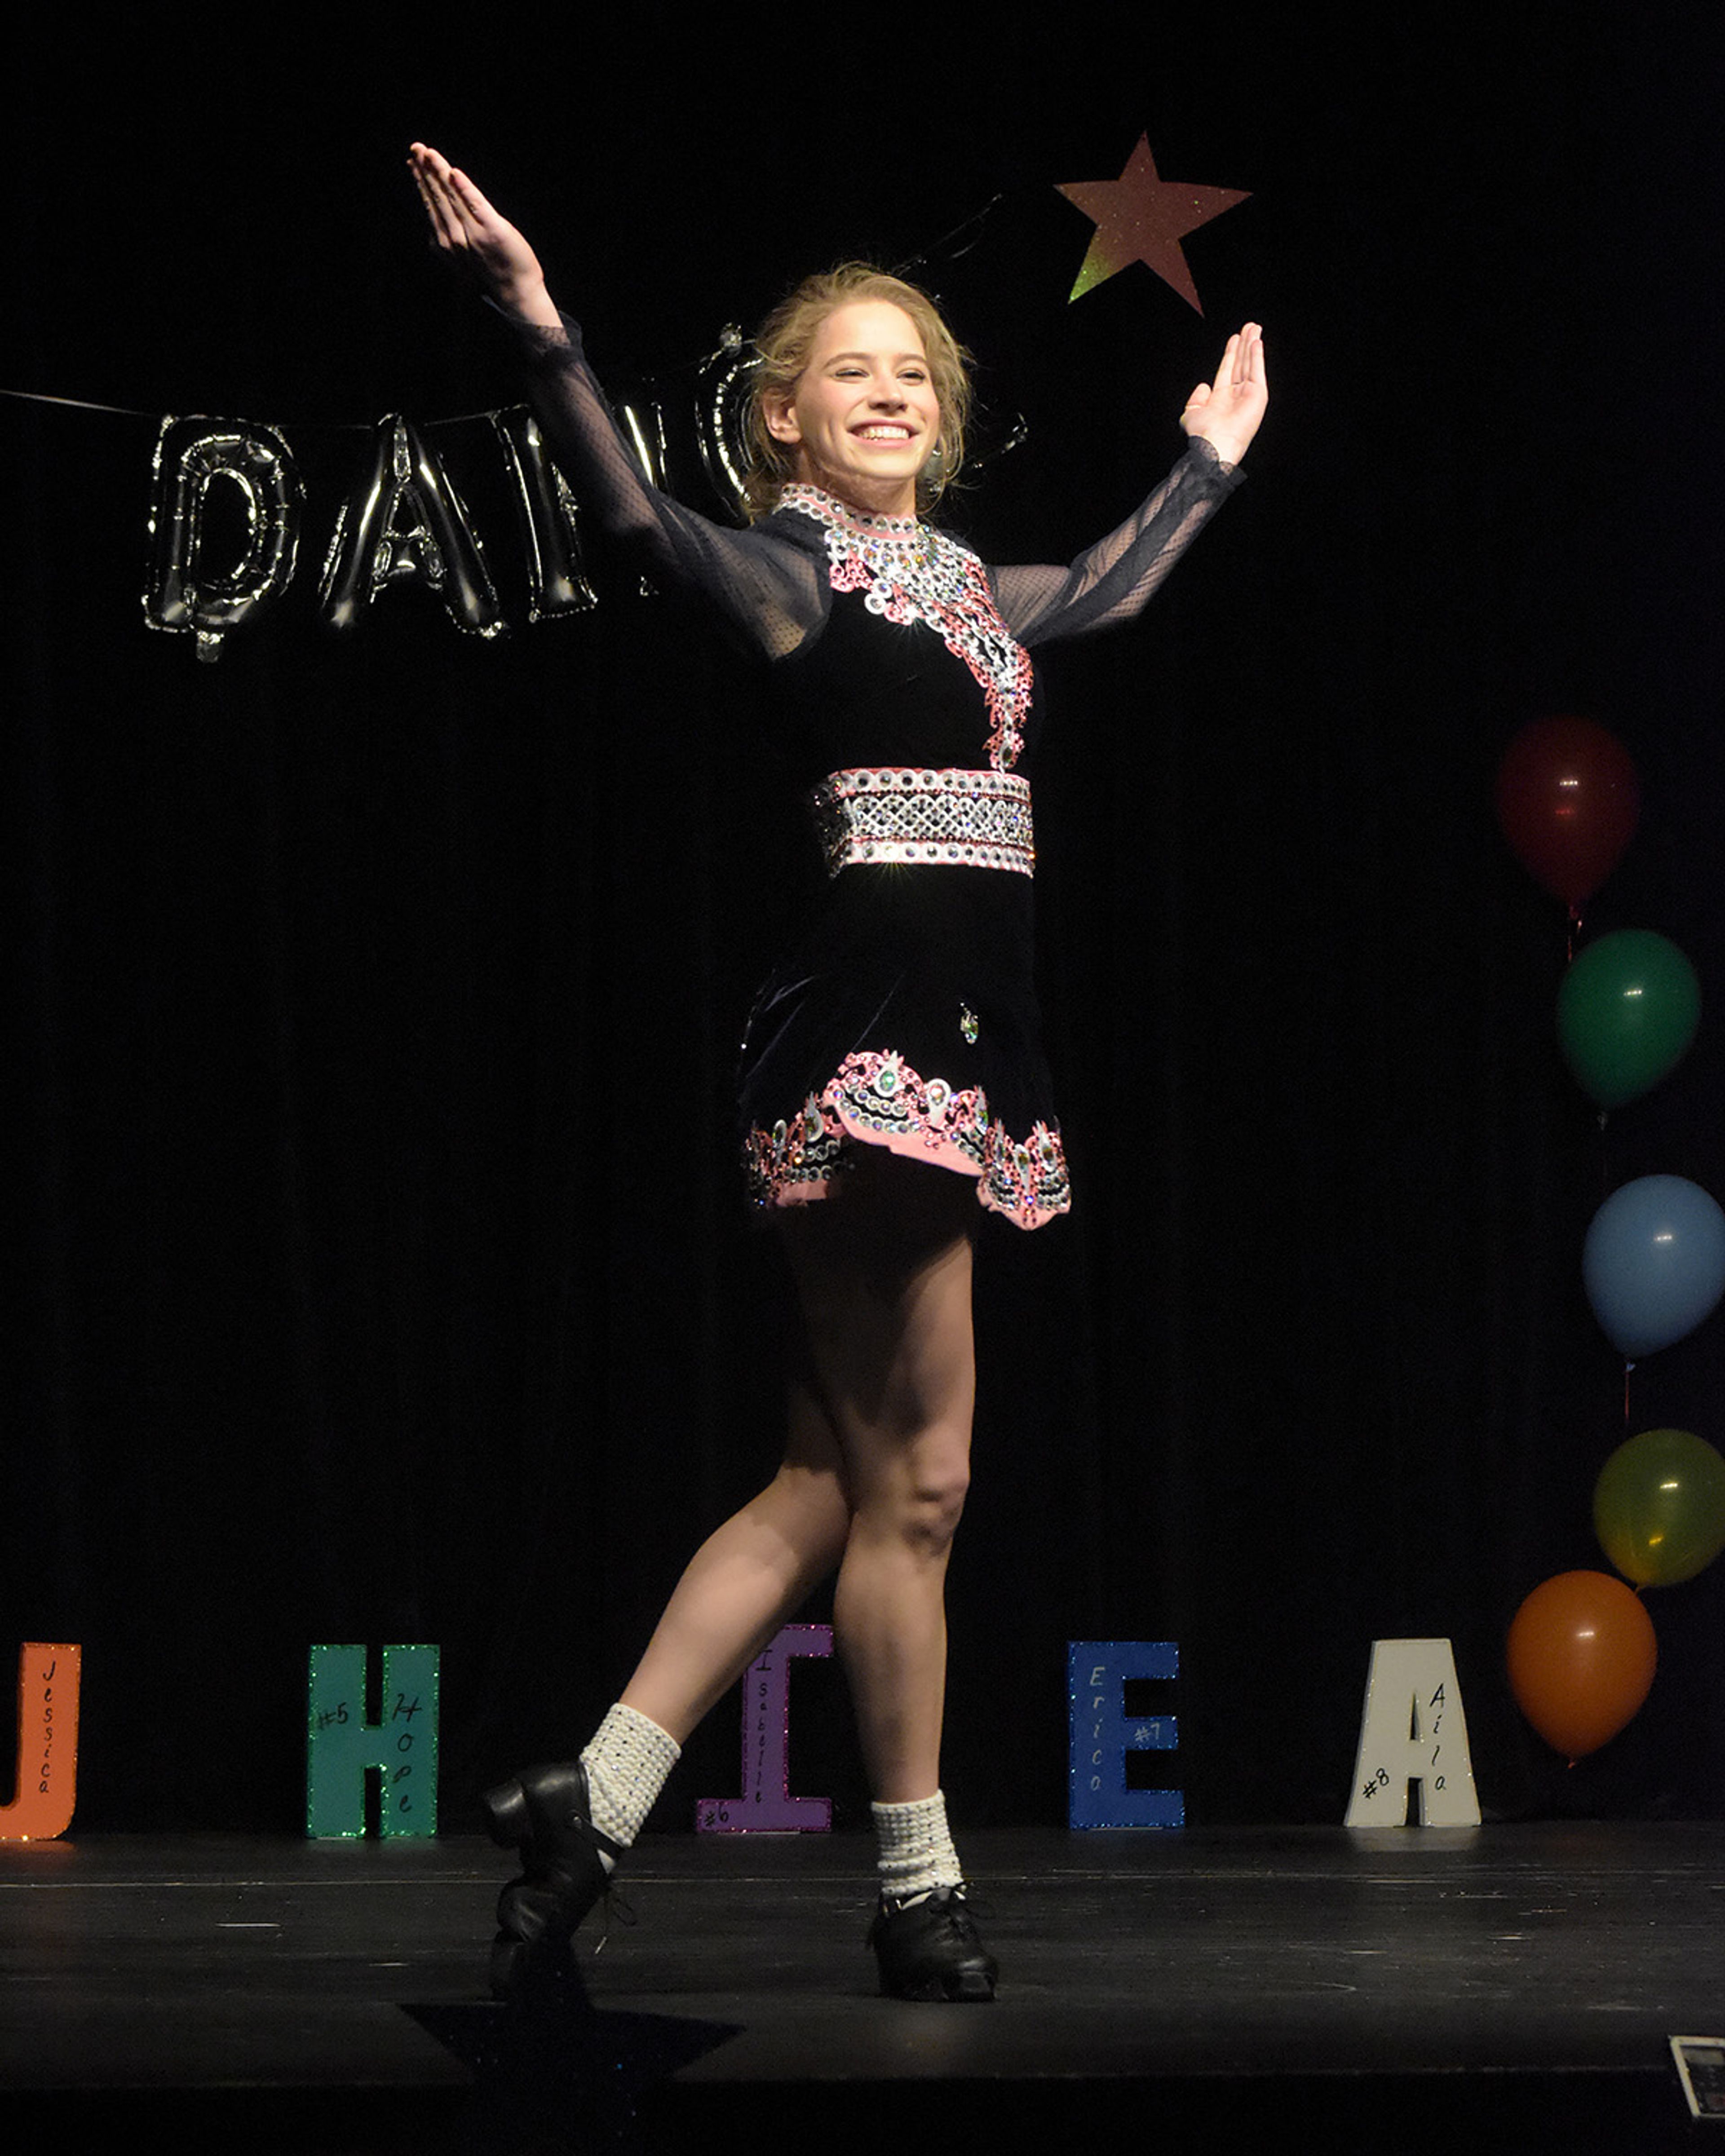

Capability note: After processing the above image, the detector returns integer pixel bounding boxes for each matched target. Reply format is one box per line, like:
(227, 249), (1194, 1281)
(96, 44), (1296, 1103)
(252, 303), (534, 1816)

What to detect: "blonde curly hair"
(742, 264), (972, 522)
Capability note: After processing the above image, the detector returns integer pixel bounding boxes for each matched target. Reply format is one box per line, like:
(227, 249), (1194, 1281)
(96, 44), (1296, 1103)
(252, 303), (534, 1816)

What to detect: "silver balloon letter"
(319, 415), (503, 636)
(144, 419), (303, 662)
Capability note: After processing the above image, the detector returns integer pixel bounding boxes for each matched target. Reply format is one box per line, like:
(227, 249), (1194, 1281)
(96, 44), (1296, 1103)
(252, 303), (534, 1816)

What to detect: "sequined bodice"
(777, 486), (1033, 770)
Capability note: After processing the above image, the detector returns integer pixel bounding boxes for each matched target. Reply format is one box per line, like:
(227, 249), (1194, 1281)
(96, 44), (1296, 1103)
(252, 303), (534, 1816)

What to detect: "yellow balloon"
(1593, 1428), (1725, 1588)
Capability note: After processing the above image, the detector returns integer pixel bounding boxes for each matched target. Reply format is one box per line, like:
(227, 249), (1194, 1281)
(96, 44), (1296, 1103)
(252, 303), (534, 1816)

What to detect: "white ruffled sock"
(871, 1789), (964, 1903)
(579, 1703), (681, 1867)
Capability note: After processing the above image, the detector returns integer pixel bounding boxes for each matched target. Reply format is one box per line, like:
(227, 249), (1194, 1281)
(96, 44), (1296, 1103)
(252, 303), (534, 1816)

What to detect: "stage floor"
(2, 1822), (1722, 2149)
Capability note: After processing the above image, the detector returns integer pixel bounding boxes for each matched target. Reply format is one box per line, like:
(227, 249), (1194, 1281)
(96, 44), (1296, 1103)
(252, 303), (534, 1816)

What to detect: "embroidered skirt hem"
(742, 1049), (1070, 1232)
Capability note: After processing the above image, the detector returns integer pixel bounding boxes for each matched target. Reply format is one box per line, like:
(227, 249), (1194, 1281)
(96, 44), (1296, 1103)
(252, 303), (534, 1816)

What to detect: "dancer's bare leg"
(485, 1322), (856, 1997)
(488, 1149), (990, 2003)
(778, 1151), (978, 1803)
(619, 1375), (852, 1743)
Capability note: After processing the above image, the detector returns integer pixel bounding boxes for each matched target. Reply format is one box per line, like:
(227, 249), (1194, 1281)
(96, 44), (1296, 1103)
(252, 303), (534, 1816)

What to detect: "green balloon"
(1594, 1427), (1725, 1588)
(1557, 929), (1701, 1109)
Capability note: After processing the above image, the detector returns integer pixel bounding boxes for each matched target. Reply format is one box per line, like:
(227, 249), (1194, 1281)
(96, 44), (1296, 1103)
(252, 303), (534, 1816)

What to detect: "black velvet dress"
(518, 320), (1243, 1229)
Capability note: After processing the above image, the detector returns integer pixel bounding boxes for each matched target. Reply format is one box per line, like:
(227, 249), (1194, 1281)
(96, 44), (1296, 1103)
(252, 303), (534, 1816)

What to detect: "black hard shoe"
(868, 1885), (998, 2002)
(482, 1761), (627, 1999)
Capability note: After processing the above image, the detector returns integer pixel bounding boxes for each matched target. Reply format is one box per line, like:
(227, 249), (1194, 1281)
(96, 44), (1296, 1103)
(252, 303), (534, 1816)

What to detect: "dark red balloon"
(1495, 716), (1639, 908)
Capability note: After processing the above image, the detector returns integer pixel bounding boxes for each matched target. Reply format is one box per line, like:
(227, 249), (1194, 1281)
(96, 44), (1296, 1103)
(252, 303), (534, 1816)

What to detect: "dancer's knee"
(904, 1471), (969, 1559)
(864, 1439), (970, 1560)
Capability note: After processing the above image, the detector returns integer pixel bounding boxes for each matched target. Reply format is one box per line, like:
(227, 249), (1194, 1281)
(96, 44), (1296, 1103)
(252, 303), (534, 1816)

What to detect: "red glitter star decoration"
(1057, 135), (1250, 312)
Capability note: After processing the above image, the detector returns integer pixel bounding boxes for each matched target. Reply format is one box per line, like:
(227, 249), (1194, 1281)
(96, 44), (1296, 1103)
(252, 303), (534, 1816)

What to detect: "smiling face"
(761, 300), (940, 519)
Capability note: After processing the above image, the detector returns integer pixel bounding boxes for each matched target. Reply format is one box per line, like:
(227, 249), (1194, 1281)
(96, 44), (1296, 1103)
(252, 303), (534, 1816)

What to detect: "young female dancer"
(409, 142), (1265, 2001)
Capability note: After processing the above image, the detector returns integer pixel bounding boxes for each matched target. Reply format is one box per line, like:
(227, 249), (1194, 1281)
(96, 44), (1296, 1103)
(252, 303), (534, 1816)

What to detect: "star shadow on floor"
(407, 1948), (742, 2154)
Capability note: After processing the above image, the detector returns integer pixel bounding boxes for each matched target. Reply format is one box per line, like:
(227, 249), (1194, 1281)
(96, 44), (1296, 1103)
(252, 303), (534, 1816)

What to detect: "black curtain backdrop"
(6, 10), (1723, 1833)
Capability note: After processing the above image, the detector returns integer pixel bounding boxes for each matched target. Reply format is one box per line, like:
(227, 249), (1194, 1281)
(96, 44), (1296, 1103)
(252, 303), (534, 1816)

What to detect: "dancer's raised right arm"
(407, 145), (818, 656)
(409, 143), (562, 331)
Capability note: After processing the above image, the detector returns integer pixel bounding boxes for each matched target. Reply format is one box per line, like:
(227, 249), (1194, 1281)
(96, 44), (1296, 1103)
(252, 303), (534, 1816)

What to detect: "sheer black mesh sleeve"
(509, 313), (827, 662)
(991, 439), (1244, 649)
(505, 310), (1241, 664)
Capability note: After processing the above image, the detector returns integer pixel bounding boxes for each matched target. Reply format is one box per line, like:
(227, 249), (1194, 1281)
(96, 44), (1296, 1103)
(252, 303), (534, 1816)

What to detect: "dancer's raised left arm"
(1178, 322), (1267, 468)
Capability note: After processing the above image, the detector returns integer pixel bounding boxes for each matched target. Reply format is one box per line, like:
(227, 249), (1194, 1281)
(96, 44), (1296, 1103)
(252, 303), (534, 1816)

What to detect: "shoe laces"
(869, 1881), (989, 1944)
(591, 1874), (637, 1955)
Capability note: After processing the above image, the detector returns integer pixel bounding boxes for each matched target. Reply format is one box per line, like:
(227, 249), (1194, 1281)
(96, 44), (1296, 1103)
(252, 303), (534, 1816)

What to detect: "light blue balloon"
(1583, 1175), (1725, 1358)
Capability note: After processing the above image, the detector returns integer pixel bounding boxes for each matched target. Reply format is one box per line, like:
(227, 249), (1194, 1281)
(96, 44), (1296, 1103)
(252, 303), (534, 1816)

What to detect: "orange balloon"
(1505, 1570), (1656, 1761)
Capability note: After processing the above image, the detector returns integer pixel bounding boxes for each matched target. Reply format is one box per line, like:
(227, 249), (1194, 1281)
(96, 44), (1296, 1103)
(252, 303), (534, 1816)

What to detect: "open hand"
(1180, 324), (1267, 465)
(407, 143), (560, 328)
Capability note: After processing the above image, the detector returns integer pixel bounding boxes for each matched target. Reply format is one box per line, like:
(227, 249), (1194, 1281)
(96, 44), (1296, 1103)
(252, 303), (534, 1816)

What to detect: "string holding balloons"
(1494, 714), (1722, 1770)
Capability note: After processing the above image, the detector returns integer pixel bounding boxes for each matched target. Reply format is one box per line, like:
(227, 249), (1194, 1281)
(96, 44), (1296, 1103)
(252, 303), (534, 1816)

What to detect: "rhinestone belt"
(807, 766), (1034, 878)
